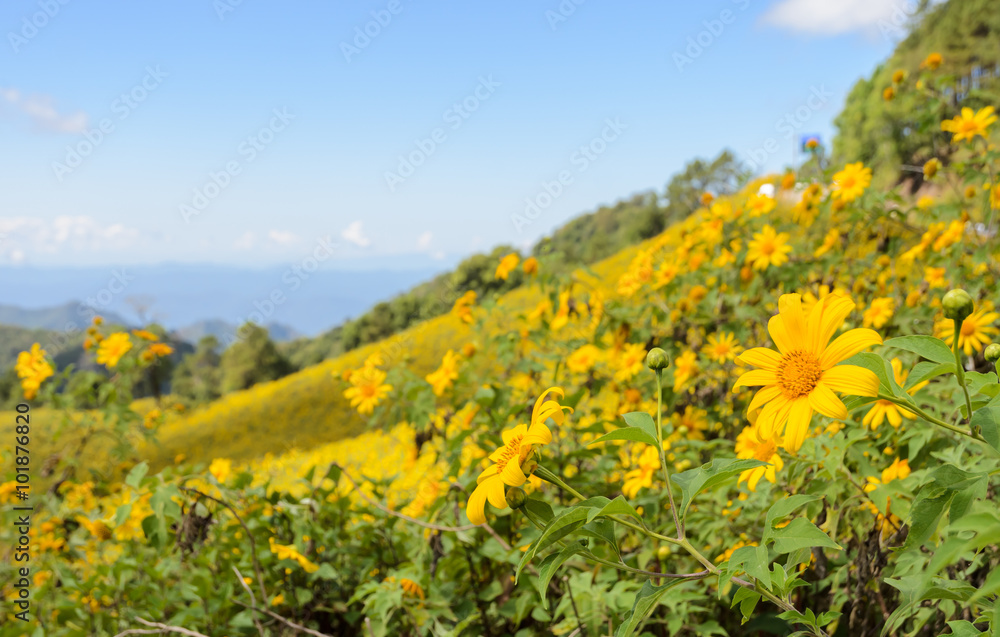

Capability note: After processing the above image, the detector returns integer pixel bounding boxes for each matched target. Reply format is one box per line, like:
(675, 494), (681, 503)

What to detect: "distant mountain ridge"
(0, 302), (131, 332)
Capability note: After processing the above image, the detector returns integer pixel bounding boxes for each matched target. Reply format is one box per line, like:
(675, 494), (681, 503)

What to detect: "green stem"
(876, 392), (1000, 458)
(953, 319), (974, 422)
(656, 369), (684, 538)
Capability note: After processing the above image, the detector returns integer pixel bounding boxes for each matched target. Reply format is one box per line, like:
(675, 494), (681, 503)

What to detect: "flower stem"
(876, 392), (1000, 458)
(655, 369), (684, 539)
(952, 319), (975, 422)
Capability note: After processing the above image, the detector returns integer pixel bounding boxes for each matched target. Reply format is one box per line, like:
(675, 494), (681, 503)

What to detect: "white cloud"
(760, 0), (918, 36)
(268, 229), (298, 246)
(431, 250), (445, 261)
(0, 87), (88, 133)
(233, 231), (256, 250)
(416, 231), (433, 250)
(0, 215), (141, 262)
(341, 220), (371, 248)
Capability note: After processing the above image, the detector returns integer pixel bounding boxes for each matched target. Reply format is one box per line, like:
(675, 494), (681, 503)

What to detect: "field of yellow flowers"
(2, 55), (1000, 636)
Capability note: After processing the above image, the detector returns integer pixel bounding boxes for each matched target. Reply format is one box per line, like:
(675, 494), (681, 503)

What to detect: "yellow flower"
(863, 359), (926, 430)
(735, 426), (783, 491)
(400, 578), (426, 600)
(344, 365), (393, 414)
(567, 344), (602, 375)
(831, 162), (872, 203)
(495, 253), (520, 280)
(613, 343), (647, 383)
(15, 343), (54, 400)
(452, 290), (477, 324)
(746, 192), (776, 218)
(863, 297), (895, 329)
(143, 409), (162, 430)
(96, 332), (132, 368)
(131, 329), (159, 341)
(522, 256), (539, 276)
(923, 158), (941, 180)
(622, 446), (659, 499)
(883, 86), (895, 101)
(269, 537), (319, 573)
(813, 228), (840, 258)
(804, 137), (819, 150)
(746, 225), (792, 271)
(864, 457), (911, 493)
(700, 192), (715, 205)
(892, 69), (906, 84)
(147, 343), (174, 358)
(209, 458), (232, 483)
(705, 332), (742, 364)
(920, 52), (943, 70)
(934, 303), (999, 356)
(271, 594), (285, 606)
(941, 106), (997, 143)
(425, 350), (460, 396)
(466, 388), (569, 525)
(924, 266), (947, 289)
(733, 293), (882, 453)
(672, 351), (699, 392)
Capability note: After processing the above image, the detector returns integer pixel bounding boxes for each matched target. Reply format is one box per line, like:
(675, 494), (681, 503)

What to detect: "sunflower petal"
(783, 397), (813, 453)
(748, 385), (783, 413)
(808, 383), (848, 420)
(821, 366), (880, 397)
(523, 421), (552, 446)
(756, 395), (793, 440)
(738, 347), (782, 370)
(767, 314), (795, 355)
(806, 293), (855, 355)
(734, 369), (778, 389)
(820, 328), (882, 368)
(486, 474), (509, 508)
(466, 482), (489, 525)
(778, 294), (807, 345)
(531, 387), (565, 424)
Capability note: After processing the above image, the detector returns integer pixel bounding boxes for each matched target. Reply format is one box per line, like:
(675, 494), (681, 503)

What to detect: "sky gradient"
(0, 0), (919, 268)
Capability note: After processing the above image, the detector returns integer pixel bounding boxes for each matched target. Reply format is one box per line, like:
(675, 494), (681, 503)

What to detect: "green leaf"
(970, 406), (1000, 452)
(944, 620), (987, 637)
(523, 498), (554, 524)
(904, 488), (952, 550)
(622, 411), (660, 441)
(670, 458), (768, 520)
(114, 504), (133, 527)
(125, 461), (149, 489)
(843, 353), (904, 397)
(762, 495), (823, 544)
(614, 578), (687, 637)
(768, 518), (841, 554)
(730, 587), (761, 625)
(583, 495), (644, 524)
(964, 372), (998, 397)
(535, 540), (588, 608)
(725, 545), (772, 590)
(588, 427), (659, 448)
(884, 335), (956, 365)
(905, 361), (956, 388)
(529, 508), (589, 560)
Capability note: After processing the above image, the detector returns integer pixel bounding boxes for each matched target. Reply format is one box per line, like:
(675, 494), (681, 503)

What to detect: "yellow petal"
(778, 294), (807, 346)
(783, 397), (813, 453)
(485, 475), (508, 509)
(531, 387), (565, 424)
(734, 369), (778, 389)
(808, 383), (848, 420)
(476, 464), (500, 484)
(501, 424), (528, 446)
(806, 293), (854, 355)
(466, 482), (489, 525)
(767, 314), (795, 355)
(821, 366), (880, 397)
(500, 458), (527, 487)
(756, 395), (793, 440)
(820, 328), (883, 368)
(748, 385), (783, 413)
(738, 347), (782, 371)
(523, 421), (552, 446)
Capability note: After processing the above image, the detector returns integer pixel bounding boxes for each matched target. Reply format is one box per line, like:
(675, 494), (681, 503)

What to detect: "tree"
(218, 325), (294, 394)
(663, 149), (749, 223)
(172, 335), (223, 403)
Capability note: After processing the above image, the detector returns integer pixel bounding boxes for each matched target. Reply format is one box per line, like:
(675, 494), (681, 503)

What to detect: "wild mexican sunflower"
(344, 365), (393, 414)
(706, 332), (742, 363)
(831, 162), (872, 203)
(863, 358), (927, 430)
(735, 425), (783, 491)
(495, 253), (520, 280)
(746, 225), (792, 271)
(863, 297), (895, 329)
(466, 387), (571, 525)
(96, 332), (133, 368)
(934, 302), (999, 356)
(733, 293), (882, 453)
(941, 106), (997, 143)
(621, 446), (660, 499)
(15, 343), (54, 400)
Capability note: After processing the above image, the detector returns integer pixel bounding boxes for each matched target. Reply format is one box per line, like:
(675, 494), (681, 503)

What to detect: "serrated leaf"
(725, 545), (771, 590)
(906, 361), (956, 388)
(125, 461), (148, 489)
(583, 495), (644, 524)
(731, 587), (761, 624)
(768, 518), (841, 554)
(944, 620), (987, 637)
(622, 411), (660, 440)
(964, 372), (998, 397)
(884, 335), (956, 365)
(970, 406), (1000, 452)
(588, 412), (660, 447)
(614, 578), (687, 637)
(671, 458), (768, 520)
(763, 495), (823, 544)
(529, 507), (589, 561)
(535, 540), (588, 608)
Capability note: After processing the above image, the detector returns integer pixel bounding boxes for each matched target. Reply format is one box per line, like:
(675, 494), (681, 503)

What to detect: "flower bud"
(505, 487), (527, 510)
(646, 347), (669, 371)
(942, 289), (975, 321)
(985, 343), (1000, 363)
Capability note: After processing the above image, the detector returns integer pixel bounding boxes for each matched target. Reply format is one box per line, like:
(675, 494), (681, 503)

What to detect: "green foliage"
(171, 335), (223, 403)
(218, 324), (295, 394)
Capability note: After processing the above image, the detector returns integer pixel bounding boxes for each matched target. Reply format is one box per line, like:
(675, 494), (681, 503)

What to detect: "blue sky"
(0, 0), (917, 268)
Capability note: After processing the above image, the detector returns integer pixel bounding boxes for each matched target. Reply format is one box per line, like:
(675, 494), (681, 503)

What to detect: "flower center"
(753, 438), (777, 462)
(841, 176), (856, 189)
(360, 384), (377, 398)
(960, 319), (977, 337)
(497, 434), (526, 465)
(760, 240), (775, 256)
(777, 350), (822, 398)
